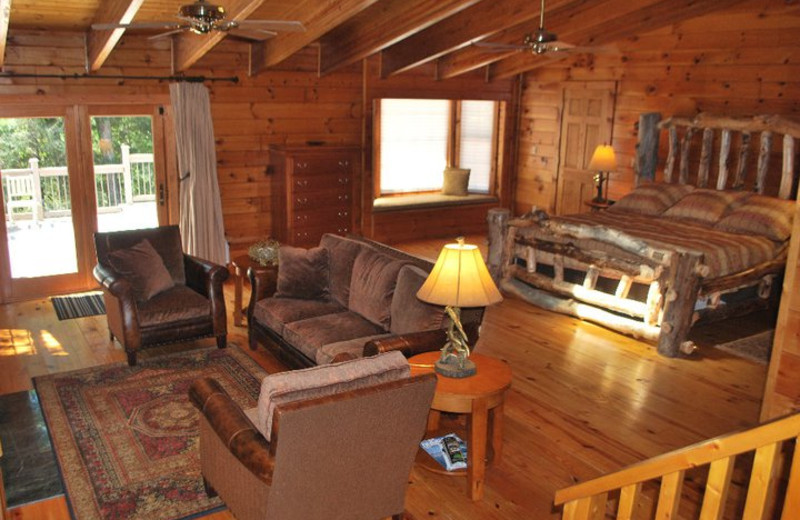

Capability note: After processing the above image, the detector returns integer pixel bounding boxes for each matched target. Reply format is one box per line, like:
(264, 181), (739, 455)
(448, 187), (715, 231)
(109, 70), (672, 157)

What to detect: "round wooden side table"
(230, 254), (276, 327)
(409, 351), (512, 501)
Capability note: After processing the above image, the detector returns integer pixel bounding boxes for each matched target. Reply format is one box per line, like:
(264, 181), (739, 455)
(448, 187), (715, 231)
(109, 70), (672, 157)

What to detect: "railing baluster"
(655, 470), (685, 519)
(617, 483), (641, 520)
(782, 436), (800, 520)
(743, 442), (780, 520)
(699, 456), (735, 520)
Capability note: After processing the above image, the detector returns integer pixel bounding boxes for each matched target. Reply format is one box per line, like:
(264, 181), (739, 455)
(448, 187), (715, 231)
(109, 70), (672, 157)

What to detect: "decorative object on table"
(417, 237), (503, 378)
(247, 237), (281, 266)
(420, 433), (468, 471)
(50, 291), (106, 321)
(587, 143), (617, 203)
(33, 345), (266, 520)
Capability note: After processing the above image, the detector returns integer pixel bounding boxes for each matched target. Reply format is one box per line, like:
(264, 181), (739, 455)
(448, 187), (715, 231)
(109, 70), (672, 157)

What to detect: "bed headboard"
(636, 112), (800, 200)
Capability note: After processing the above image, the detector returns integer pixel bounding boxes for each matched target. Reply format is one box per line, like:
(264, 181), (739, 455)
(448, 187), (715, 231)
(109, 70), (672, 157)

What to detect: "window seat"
(373, 193), (498, 213)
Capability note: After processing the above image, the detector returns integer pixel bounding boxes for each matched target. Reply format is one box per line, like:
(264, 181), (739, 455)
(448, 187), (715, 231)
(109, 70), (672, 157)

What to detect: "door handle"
(158, 183), (165, 206)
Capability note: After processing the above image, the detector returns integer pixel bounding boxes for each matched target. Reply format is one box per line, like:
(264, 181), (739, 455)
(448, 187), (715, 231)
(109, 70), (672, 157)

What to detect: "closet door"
(554, 82), (616, 216)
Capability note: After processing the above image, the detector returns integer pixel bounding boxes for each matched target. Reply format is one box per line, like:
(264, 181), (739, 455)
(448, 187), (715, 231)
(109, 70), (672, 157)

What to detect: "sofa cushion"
(108, 239), (175, 302)
(320, 234), (368, 306)
(275, 246), (330, 300)
(254, 350), (410, 441)
(315, 333), (393, 365)
(252, 298), (345, 336)
(283, 311), (386, 361)
(390, 265), (446, 335)
(608, 182), (695, 216)
(349, 248), (406, 329)
(715, 194), (795, 242)
(137, 285), (209, 327)
(662, 189), (750, 225)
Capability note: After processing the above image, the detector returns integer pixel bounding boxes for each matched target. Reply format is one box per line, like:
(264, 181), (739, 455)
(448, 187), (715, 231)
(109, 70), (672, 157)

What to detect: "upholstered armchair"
(189, 352), (436, 520)
(93, 225), (229, 366)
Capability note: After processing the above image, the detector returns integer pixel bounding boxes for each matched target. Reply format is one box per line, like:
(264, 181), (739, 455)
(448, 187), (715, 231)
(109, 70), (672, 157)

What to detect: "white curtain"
(169, 82), (228, 265)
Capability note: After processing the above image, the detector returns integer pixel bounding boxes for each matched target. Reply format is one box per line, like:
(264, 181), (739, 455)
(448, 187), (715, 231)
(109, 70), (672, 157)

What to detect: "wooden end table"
(409, 351), (512, 501)
(230, 254), (276, 327)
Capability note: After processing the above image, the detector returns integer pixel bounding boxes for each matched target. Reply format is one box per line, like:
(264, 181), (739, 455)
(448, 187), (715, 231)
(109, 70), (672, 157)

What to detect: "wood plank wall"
(513, 0), (800, 215)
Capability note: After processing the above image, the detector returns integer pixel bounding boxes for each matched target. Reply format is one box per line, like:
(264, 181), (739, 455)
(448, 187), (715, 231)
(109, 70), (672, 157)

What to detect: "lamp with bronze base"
(588, 144), (617, 203)
(417, 237), (503, 378)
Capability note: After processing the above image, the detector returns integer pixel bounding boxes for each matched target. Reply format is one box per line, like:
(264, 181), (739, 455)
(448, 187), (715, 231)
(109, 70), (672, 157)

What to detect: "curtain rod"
(0, 72), (239, 83)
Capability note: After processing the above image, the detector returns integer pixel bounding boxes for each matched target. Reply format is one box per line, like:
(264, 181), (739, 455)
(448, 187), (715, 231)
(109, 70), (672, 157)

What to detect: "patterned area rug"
(713, 330), (774, 364)
(34, 346), (267, 520)
(51, 292), (106, 320)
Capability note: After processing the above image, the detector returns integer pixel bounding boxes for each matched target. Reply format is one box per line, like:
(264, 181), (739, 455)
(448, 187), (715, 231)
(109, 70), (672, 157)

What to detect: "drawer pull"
(296, 162), (309, 170)
(338, 177), (349, 184)
(296, 179), (309, 187)
(295, 214), (308, 221)
(296, 197), (308, 204)
(338, 160), (350, 168)
(338, 211), (349, 217)
(338, 195), (349, 201)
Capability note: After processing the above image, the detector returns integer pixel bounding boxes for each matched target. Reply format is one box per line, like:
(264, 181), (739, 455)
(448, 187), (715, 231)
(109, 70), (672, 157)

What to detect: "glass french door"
(0, 105), (171, 303)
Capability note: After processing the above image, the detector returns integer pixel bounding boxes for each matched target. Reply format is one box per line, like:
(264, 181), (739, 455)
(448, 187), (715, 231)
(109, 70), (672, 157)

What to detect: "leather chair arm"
(247, 267), (278, 320)
(184, 255), (230, 298)
(93, 264), (135, 300)
(189, 377), (274, 485)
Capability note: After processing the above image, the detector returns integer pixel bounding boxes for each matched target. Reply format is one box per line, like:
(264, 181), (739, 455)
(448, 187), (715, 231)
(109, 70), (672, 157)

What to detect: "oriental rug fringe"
(34, 346), (267, 520)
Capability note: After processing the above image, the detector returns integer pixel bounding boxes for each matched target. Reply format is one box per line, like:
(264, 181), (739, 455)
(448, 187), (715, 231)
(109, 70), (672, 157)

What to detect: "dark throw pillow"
(108, 239), (175, 302)
(275, 246), (330, 300)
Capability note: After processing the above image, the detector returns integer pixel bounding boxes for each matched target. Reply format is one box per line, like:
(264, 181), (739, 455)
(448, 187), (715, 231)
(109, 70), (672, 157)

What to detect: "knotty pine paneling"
(515, 0), (800, 210)
(0, 32), (362, 258)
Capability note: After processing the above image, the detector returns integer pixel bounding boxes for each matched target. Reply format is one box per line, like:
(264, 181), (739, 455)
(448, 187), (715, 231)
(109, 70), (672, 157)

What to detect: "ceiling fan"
(474, 0), (596, 55)
(91, 0), (305, 41)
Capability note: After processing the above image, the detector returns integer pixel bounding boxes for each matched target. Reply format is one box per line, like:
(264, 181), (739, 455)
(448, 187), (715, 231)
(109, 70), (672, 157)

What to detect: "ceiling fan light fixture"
(179, 0), (226, 24)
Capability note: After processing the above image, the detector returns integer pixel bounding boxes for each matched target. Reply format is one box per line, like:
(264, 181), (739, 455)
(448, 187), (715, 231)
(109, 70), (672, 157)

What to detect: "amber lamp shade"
(588, 144), (617, 203)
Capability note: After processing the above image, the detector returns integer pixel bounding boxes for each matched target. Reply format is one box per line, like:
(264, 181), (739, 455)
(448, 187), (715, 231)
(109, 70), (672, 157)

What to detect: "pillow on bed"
(714, 195), (795, 241)
(607, 183), (694, 216)
(662, 189), (750, 225)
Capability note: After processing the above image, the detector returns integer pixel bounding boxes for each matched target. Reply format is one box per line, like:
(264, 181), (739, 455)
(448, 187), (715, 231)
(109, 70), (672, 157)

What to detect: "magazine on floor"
(420, 433), (468, 471)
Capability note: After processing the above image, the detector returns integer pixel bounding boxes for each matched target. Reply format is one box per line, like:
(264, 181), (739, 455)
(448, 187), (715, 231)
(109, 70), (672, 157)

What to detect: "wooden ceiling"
(0, 0), (778, 77)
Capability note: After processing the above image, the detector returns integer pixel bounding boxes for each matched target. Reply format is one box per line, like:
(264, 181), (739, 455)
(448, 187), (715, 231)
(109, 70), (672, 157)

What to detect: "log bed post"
(657, 251), (704, 357)
(636, 112), (662, 184)
(487, 208), (510, 282)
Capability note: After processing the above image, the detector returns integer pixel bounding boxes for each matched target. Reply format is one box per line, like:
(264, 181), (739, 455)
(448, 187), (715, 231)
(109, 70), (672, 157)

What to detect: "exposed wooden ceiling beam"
(249, 0), (380, 76)
(317, 0), (480, 76)
(378, 0), (582, 78)
(489, 0), (751, 80)
(173, 0), (268, 72)
(0, 0), (9, 69)
(86, 0), (145, 72)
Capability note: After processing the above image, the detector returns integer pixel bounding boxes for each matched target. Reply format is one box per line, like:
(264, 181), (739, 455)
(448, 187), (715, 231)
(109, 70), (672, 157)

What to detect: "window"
(377, 98), (498, 196)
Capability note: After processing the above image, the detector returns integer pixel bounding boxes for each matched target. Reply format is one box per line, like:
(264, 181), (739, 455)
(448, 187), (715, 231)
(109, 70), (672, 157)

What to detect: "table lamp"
(588, 144), (617, 203)
(417, 237), (503, 378)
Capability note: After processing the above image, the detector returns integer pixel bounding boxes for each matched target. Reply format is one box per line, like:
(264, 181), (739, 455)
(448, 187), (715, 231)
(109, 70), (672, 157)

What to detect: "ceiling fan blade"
(148, 28), (188, 40)
(92, 21), (180, 30)
(227, 27), (278, 41)
(235, 20), (305, 32)
(472, 41), (526, 52)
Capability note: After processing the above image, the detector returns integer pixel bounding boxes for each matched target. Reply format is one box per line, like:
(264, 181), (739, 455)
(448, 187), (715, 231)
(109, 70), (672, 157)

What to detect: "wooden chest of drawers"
(270, 145), (359, 247)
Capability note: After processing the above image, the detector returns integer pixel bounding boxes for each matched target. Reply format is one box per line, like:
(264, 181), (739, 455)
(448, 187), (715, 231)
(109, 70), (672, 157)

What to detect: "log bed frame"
(488, 112), (800, 357)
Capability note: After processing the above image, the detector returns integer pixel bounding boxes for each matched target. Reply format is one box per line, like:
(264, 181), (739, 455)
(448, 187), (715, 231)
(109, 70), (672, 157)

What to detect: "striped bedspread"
(537, 211), (787, 279)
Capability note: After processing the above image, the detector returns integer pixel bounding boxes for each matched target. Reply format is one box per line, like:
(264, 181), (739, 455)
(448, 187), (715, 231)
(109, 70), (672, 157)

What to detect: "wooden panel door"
(554, 82), (616, 216)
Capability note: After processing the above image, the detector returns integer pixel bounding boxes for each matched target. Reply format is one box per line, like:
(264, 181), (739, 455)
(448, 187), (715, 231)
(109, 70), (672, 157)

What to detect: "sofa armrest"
(364, 329), (448, 358)
(247, 267), (278, 320)
(189, 377), (274, 485)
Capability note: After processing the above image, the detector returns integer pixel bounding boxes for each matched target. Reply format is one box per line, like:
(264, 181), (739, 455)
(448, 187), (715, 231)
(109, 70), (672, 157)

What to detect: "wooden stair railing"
(554, 412), (800, 520)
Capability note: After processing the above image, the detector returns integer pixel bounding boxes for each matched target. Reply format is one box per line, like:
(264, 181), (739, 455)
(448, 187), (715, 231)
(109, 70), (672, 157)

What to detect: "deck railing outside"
(2, 144), (155, 222)
(554, 412), (800, 519)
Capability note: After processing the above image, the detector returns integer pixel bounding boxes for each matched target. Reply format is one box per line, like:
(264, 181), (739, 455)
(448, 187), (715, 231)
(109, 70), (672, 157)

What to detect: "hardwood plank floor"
(0, 236), (770, 519)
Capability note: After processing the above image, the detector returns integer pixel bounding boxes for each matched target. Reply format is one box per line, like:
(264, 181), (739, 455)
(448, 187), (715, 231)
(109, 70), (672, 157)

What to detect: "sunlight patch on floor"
(40, 330), (68, 356)
(0, 328), (36, 355)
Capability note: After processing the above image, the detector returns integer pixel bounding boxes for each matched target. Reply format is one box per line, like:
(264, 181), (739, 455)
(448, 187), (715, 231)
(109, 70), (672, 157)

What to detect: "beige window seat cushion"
(373, 193), (497, 212)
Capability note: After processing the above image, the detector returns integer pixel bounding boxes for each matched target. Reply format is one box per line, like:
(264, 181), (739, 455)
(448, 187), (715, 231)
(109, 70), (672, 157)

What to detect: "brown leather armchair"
(189, 365), (436, 520)
(93, 225), (229, 366)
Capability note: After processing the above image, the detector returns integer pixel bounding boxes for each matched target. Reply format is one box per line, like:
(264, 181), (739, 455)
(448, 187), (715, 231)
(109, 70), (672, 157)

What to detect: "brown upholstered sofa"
(247, 233), (484, 369)
(190, 351), (436, 520)
(93, 225), (229, 366)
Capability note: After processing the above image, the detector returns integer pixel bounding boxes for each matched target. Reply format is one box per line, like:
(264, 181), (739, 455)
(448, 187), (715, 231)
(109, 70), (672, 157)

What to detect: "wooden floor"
(0, 236), (770, 520)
